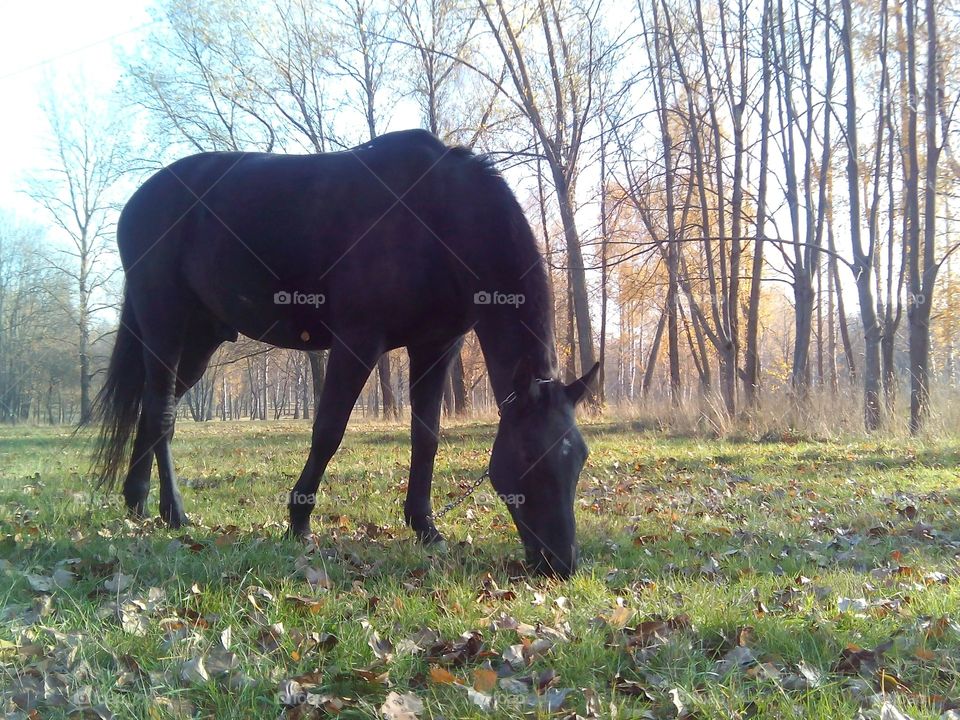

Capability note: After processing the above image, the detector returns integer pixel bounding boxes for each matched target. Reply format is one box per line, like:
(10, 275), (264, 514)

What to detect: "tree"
(476, 0), (613, 381)
(905, 0), (952, 433)
(743, 0), (773, 408)
(840, 0), (883, 429)
(0, 214), (68, 422)
(27, 88), (128, 424)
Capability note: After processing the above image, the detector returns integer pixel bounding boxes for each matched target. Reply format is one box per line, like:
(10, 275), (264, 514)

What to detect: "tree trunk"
(308, 350), (326, 417)
(642, 307), (667, 396)
(744, 0), (773, 408)
(908, 0), (940, 433)
(551, 168), (596, 378)
(598, 123), (610, 406)
(792, 277), (814, 394)
(451, 351), (469, 415)
(378, 354), (397, 419)
(841, 0), (882, 430)
(564, 267), (577, 383)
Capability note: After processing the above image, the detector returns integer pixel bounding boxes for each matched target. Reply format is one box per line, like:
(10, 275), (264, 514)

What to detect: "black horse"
(92, 129), (598, 578)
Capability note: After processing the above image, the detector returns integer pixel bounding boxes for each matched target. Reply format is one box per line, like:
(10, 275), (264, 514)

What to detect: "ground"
(1, 420), (959, 719)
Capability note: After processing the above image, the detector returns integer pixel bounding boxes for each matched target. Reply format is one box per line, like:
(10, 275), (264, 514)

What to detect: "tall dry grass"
(597, 379), (960, 440)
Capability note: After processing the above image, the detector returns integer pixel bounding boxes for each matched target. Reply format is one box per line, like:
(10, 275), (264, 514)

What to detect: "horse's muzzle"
(526, 544), (577, 579)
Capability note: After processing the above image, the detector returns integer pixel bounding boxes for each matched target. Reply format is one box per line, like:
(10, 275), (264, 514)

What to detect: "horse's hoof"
(414, 525), (445, 546)
(286, 524), (312, 541)
(126, 502), (147, 520)
(161, 509), (190, 529)
(428, 539), (449, 554)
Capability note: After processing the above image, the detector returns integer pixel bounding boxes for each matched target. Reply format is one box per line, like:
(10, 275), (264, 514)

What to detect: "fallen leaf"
(428, 666), (458, 685)
(152, 697), (195, 719)
(380, 691), (423, 720)
(180, 656), (209, 684)
(285, 595), (325, 613)
(105, 572), (133, 593)
(473, 668), (498, 693)
(368, 630), (394, 662)
(528, 687), (571, 712)
(257, 623), (286, 653)
(25, 573), (54, 592)
(463, 686), (495, 711)
(304, 566), (332, 591)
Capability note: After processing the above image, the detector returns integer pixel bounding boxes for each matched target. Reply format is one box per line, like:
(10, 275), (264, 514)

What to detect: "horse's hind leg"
(288, 338), (380, 537)
(122, 322), (224, 519)
(404, 339), (462, 544)
(126, 313), (186, 527)
(123, 414), (153, 517)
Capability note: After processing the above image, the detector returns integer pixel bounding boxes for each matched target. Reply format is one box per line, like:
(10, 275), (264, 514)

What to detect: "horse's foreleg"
(404, 340), (461, 544)
(288, 340), (378, 538)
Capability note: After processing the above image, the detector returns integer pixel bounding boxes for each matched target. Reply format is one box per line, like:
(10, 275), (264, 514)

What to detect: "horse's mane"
(450, 145), (558, 376)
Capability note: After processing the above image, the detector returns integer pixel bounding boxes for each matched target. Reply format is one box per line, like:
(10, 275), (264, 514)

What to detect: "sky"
(0, 0), (152, 218)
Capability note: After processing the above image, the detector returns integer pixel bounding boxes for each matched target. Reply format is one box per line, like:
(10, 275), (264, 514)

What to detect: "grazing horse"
(92, 129), (598, 578)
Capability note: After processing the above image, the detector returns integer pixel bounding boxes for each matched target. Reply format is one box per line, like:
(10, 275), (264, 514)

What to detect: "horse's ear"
(512, 356), (541, 400)
(565, 361), (600, 406)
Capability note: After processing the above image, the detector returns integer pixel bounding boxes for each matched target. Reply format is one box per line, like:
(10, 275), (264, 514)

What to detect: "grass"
(1, 418), (960, 719)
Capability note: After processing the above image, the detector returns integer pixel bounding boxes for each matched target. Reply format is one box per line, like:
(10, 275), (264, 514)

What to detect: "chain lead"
(432, 379), (551, 520)
(430, 470), (489, 520)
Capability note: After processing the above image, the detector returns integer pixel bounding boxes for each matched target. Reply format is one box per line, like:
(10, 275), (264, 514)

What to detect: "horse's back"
(116, 130), (484, 350)
(118, 129), (455, 264)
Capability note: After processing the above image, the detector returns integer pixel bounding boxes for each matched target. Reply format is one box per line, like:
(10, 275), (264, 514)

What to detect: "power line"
(0, 20), (158, 81)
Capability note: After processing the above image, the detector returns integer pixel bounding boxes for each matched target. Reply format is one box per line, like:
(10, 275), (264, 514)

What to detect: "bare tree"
(840, 0), (883, 429)
(0, 214), (78, 423)
(477, 0), (614, 381)
(27, 89), (128, 424)
(906, 0), (952, 432)
(744, 0), (774, 408)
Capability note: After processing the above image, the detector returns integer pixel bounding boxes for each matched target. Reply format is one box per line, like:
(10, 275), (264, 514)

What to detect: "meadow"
(1, 419), (959, 719)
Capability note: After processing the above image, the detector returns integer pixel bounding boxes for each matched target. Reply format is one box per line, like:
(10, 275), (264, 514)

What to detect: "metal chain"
(431, 470), (489, 520)
(432, 379), (552, 521)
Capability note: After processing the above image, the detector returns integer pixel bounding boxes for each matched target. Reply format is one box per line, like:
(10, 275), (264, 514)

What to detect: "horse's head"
(489, 359), (599, 579)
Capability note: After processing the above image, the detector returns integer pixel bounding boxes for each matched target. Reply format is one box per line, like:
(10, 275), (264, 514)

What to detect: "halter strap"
(497, 378), (555, 414)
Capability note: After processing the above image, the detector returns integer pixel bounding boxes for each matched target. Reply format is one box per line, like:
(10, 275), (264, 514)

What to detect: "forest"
(1, 0), (958, 435)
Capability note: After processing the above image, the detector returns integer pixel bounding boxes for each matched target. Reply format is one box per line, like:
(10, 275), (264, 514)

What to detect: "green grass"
(1, 420), (959, 719)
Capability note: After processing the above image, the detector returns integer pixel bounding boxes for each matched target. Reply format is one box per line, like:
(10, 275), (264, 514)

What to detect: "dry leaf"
(380, 691), (423, 720)
(463, 686), (495, 711)
(25, 573), (54, 592)
(473, 668), (498, 693)
(304, 566), (332, 590)
(180, 656), (209, 684)
(279, 679), (305, 707)
(368, 630), (394, 662)
(428, 666), (458, 685)
(105, 572), (133, 593)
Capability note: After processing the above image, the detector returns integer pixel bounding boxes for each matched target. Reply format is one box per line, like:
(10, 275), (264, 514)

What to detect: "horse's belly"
(184, 228), (473, 352)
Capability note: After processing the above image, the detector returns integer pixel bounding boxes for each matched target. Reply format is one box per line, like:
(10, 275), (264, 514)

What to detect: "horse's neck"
(476, 303), (556, 404)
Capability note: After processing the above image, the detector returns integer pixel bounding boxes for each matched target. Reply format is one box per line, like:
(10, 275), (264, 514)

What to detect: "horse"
(91, 129), (598, 578)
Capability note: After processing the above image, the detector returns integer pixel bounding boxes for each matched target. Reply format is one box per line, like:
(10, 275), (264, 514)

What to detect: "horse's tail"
(88, 294), (144, 491)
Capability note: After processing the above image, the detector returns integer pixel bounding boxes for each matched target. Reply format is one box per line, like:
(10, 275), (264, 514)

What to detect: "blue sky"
(0, 0), (151, 217)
